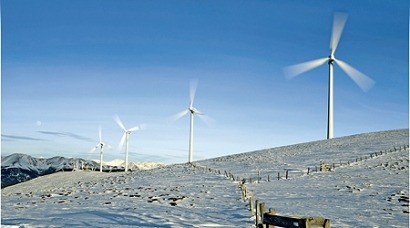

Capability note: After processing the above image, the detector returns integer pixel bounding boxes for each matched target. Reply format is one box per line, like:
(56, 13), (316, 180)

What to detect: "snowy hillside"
(1, 129), (408, 227)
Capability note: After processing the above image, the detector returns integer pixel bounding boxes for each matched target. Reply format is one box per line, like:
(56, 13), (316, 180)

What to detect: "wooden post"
(260, 202), (266, 225)
(307, 168), (310, 175)
(268, 174), (270, 182)
(277, 172), (280, 180)
(266, 208), (276, 228)
(285, 170), (289, 180)
(255, 200), (260, 226)
(324, 219), (331, 228)
(258, 171), (261, 183)
(249, 196), (255, 216)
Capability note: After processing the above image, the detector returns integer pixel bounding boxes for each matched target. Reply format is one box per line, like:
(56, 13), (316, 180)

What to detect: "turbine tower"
(173, 80), (207, 163)
(284, 12), (375, 139)
(114, 115), (143, 172)
(90, 126), (111, 172)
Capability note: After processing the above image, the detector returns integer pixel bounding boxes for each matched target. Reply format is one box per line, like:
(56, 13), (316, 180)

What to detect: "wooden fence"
(255, 201), (330, 228)
(191, 144), (408, 227)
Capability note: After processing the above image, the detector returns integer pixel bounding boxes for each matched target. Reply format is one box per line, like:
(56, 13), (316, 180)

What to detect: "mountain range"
(1, 154), (164, 188)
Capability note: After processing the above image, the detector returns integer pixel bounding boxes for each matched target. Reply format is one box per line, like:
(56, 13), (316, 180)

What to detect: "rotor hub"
(328, 54), (335, 64)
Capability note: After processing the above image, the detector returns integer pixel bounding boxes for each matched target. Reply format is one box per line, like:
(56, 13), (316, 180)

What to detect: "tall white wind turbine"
(114, 115), (143, 172)
(90, 126), (111, 172)
(172, 80), (207, 163)
(283, 12), (375, 139)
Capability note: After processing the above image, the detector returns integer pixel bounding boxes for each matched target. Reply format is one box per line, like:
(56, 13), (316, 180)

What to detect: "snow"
(1, 129), (409, 227)
(94, 159), (166, 170)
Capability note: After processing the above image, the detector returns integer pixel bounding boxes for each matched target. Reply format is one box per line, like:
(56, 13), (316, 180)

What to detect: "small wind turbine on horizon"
(114, 115), (144, 172)
(283, 12), (375, 139)
(172, 80), (208, 163)
(90, 126), (112, 172)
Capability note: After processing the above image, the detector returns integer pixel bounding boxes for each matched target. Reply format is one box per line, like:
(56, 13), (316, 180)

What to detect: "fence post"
(266, 208), (276, 228)
(285, 170), (289, 179)
(277, 172), (280, 180)
(249, 195), (255, 216)
(258, 171), (261, 183)
(260, 202), (266, 226)
(255, 200), (260, 226)
(307, 168), (310, 175)
(267, 174), (270, 182)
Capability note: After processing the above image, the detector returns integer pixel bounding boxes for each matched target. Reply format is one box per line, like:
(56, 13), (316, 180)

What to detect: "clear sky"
(1, 0), (408, 164)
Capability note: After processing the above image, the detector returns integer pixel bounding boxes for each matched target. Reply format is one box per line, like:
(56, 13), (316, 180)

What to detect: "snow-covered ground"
(1, 129), (409, 227)
(95, 159), (165, 170)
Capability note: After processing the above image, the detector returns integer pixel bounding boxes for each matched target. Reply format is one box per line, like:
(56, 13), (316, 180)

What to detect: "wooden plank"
(263, 214), (307, 228)
(263, 213), (330, 228)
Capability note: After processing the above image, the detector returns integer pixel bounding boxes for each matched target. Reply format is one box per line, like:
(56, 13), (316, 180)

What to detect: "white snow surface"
(1, 129), (409, 227)
(94, 159), (165, 170)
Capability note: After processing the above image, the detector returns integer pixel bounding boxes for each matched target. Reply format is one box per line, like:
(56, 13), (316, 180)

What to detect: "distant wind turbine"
(114, 115), (143, 172)
(172, 79), (208, 163)
(283, 12), (375, 139)
(90, 126), (111, 172)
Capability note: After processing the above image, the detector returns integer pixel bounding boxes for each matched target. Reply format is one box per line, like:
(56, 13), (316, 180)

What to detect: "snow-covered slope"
(1, 129), (408, 227)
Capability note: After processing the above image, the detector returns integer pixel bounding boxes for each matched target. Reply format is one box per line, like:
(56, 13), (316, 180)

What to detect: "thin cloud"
(2, 134), (45, 141)
(37, 131), (92, 142)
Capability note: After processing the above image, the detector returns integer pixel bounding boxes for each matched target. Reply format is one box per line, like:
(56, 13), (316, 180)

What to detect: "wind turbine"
(172, 80), (207, 163)
(283, 12), (375, 139)
(114, 115), (143, 172)
(90, 126), (111, 172)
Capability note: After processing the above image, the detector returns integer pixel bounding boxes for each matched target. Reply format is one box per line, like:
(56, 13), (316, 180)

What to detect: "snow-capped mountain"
(1, 154), (165, 188)
(1, 154), (100, 188)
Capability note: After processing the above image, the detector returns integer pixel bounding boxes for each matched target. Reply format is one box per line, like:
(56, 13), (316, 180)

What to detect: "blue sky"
(1, 0), (408, 164)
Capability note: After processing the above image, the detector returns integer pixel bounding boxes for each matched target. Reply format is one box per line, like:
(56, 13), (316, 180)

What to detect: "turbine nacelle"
(189, 107), (202, 115)
(328, 54), (335, 64)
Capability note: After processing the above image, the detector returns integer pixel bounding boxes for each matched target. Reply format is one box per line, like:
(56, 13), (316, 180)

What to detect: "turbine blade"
(118, 133), (126, 151)
(139, 124), (147, 130)
(89, 145), (98, 153)
(128, 125), (141, 132)
(170, 109), (189, 122)
(189, 79), (198, 108)
(194, 108), (203, 115)
(197, 114), (214, 126)
(335, 59), (375, 92)
(98, 126), (102, 143)
(114, 115), (126, 131)
(330, 12), (348, 55)
(283, 57), (328, 79)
